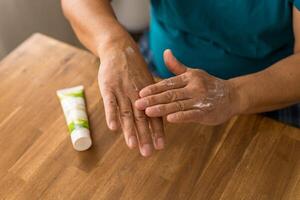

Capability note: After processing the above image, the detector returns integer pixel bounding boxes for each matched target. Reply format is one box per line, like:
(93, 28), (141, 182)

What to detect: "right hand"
(97, 35), (165, 157)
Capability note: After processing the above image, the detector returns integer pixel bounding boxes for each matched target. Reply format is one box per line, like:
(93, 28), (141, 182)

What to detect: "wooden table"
(0, 33), (300, 200)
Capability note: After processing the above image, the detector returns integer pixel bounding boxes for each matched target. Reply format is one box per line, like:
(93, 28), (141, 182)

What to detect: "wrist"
(228, 77), (251, 115)
(96, 29), (137, 60)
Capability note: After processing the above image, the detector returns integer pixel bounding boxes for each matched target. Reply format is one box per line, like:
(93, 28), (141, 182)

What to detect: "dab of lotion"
(125, 46), (135, 55)
(57, 85), (92, 151)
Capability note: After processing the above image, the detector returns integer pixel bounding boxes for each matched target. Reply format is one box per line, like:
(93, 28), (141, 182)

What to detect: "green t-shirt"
(150, 0), (300, 79)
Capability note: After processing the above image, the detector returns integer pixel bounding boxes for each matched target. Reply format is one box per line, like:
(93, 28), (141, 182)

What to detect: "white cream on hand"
(57, 85), (92, 151)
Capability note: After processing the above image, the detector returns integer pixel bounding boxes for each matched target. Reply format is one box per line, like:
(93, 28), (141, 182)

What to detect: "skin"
(135, 8), (300, 124)
(135, 49), (238, 125)
(62, 0), (300, 156)
(61, 0), (165, 157)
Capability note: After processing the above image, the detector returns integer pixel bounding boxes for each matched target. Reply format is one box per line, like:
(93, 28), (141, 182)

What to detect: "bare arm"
(134, 7), (300, 126)
(61, 0), (130, 55)
(61, 0), (165, 157)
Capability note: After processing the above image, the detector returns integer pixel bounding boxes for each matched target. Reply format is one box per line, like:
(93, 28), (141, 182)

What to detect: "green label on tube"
(68, 119), (89, 134)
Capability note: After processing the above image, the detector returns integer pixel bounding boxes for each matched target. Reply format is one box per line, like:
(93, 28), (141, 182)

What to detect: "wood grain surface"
(0, 33), (299, 200)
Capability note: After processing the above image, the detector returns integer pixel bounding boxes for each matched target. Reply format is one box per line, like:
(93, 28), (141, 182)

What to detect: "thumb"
(163, 49), (187, 75)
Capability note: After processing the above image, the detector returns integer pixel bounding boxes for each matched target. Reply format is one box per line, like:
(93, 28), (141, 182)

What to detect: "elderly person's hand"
(135, 49), (241, 125)
(98, 36), (165, 157)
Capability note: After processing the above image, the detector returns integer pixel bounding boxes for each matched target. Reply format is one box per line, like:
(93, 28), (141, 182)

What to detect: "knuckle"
(185, 70), (194, 77)
(148, 85), (156, 93)
(165, 91), (178, 102)
(157, 105), (166, 113)
(165, 78), (175, 87)
(120, 110), (133, 119)
(148, 96), (156, 104)
(101, 80), (116, 89)
(135, 113), (148, 122)
(180, 74), (189, 83)
(172, 91), (179, 101)
(165, 91), (173, 101)
(105, 98), (116, 106)
(175, 102), (181, 111)
(100, 85), (112, 94)
(160, 79), (168, 87)
(176, 101), (185, 111)
(102, 80), (111, 87)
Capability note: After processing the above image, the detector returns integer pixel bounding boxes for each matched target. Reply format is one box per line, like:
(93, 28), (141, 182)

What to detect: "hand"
(135, 49), (241, 125)
(97, 36), (165, 157)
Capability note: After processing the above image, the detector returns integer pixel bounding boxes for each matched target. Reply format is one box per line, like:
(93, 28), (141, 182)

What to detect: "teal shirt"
(150, 0), (300, 79)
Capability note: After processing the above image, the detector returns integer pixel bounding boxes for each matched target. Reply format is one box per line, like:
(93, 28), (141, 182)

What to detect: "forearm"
(61, 0), (132, 56)
(229, 53), (300, 114)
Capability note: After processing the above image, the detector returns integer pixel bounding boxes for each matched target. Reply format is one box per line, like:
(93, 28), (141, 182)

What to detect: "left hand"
(135, 49), (241, 125)
(98, 36), (165, 157)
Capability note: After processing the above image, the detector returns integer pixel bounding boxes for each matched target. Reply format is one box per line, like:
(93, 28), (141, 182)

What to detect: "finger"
(136, 88), (190, 110)
(115, 94), (138, 149)
(149, 117), (165, 150)
(145, 99), (196, 117)
(167, 110), (205, 123)
(101, 90), (120, 131)
(164, 49), (187, 75)
(139, 74), (188, 97)
(131, 103), (154, 157)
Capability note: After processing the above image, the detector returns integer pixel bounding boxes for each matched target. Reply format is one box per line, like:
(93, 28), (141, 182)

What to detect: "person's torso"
(149, 0), (295, 79)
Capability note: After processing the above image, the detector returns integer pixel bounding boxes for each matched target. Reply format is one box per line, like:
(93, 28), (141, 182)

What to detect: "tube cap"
(70, 128), (92, 151)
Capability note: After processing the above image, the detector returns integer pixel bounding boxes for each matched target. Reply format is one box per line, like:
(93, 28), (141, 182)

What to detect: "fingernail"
(135, 99), (148, 109)
(141, 144), (153, 157)
(109, 121), (118, 130)
(128, 136), (137, 148)
(156, 138), (165, 150)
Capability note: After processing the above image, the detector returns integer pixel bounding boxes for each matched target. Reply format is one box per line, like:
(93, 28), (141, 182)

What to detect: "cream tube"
(57, 85), (92, 151)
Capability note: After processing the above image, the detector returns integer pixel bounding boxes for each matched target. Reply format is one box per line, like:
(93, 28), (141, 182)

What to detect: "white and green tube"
(57, 85), (92, 151)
